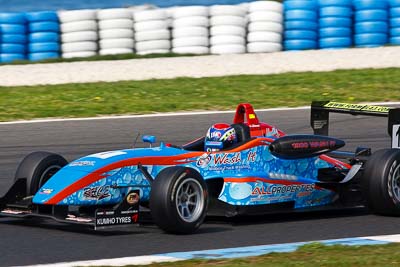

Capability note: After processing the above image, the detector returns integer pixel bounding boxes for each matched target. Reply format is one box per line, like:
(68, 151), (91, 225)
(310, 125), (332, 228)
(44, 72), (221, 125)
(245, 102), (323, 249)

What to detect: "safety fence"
(0, 0), (398, 63)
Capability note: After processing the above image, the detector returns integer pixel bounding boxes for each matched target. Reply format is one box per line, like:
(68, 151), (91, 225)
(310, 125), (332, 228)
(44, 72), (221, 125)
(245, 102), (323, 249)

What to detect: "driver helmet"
(204, 123), (238, 152)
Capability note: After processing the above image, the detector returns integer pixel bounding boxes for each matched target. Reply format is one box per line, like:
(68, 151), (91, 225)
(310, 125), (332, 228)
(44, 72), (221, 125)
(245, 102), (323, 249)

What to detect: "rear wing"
(311, 101), (400, 148)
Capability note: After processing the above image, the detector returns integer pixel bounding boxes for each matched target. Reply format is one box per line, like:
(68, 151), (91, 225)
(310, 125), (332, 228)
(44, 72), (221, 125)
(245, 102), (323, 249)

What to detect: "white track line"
(1, 102), (400, 125)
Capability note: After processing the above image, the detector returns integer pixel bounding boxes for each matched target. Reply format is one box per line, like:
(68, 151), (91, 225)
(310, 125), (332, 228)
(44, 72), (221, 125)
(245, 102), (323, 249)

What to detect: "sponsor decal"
(96, 216), (132, 226)
(83, 185), (111, 200)
(70, 160), (95, 167)
(247, 151), (257, 162)
(214, 152), (241, 165)
(39, 188), (54, 195)
(251, 184), (315, 196)
(324, 102), (390, 113)
(65, 215), (93, 223)
(291, 140), (337, 150)
(196, 153), (212, 167)
(126, 192), (139, 205)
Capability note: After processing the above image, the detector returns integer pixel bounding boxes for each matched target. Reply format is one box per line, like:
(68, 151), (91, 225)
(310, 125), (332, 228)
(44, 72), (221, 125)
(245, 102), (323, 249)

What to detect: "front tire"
(362, 149), (400, 216)
(150, 166), (208, 234)
(15, 151), (68, 196)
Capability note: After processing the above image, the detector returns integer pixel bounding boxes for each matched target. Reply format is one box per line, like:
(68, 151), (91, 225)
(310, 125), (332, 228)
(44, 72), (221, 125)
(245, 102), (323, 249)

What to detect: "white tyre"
(62, 51), (97, 58)
(210, 44), (246, 54)
(172, 6), (209, 18)
(100, 38), (134, 49)
(99, 48), (133, 55)
(172, 36), (209, 48)
(210, 35), (245, 45)
(248, 21), (283, 33)
(134, 9), (167, 21)
(249, 1), (283, 13)
(97, 8), (132, 20)
(248, 11), (283, 23)
(58, 9), (97, 23)
(61, 31), (98, 43)
(172, 46), (209, 54)
(210, 25), (246, 37)
(134, 20), (168, 31)
(61, 20), (97, 33)
(135, 29), (170, 42)
(172, 26), (208, 38)
(136, 40), (171, 51)
(210, 15), (247, 27)
(247, 32), (282, 43)
(247, 42), (282, 53)
(210, 5), (247, 16)
(173, 16), (209, 28)
(62, 41), (98, 53)
(99, 29), (134, 39)
(137, 49), (170, 55)
(99, 19), (133, 30)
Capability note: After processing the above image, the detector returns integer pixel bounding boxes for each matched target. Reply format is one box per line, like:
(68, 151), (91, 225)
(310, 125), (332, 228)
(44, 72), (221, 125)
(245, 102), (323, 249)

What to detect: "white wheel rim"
(175, 176), (204, 223)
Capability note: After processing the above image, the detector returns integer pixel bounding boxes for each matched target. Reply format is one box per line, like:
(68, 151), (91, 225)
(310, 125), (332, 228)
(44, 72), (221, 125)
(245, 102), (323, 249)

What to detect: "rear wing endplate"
(311, 101), (400, 148)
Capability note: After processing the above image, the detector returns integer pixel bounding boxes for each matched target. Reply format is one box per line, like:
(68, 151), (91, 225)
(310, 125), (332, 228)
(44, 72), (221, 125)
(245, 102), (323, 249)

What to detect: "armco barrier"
(0, 1), (398, 63)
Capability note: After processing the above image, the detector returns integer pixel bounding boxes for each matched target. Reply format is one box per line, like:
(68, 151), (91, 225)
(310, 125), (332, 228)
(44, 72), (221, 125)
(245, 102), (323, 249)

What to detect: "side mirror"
(142, 135), (156, 147)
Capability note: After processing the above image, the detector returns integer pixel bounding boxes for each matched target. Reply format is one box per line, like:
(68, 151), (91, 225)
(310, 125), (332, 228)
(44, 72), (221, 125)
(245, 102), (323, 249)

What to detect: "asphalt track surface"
(1, 108), (400, 266)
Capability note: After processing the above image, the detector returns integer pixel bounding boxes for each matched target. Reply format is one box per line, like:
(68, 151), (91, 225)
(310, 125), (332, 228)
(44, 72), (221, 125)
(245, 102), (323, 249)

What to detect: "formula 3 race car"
(1, 102), (400, 234)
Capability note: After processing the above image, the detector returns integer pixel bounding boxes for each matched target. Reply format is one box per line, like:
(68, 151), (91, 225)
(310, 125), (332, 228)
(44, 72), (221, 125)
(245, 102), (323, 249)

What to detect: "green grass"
(0, 68), (399, 122)
(117, 243), (400, 267)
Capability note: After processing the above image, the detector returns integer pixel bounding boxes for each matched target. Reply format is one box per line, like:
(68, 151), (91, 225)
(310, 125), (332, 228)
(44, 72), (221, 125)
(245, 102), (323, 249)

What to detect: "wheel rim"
(39, 165), (62, 188)
(390, 161), (400, 203)
(175, 176), (204, 223)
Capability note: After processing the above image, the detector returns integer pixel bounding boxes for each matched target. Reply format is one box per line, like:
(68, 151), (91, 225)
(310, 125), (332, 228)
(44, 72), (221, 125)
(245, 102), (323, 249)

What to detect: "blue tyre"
(284, 40), (317, 50)
(285, 10), (317, 21)
(0, 43), (25, 54)
(1, 34), (27, 44)
(0, 13), (26, 24)
(319, 37), (352, 48)
(355, 33), (388, 46)
(390, 7), (400, 17)
(318, 0), (352, 7)
(25, 11), (58, 22)
(353, 0), (389, 10)
(319, 7), (352, 18)
(390, 36), (400, 44)
(319, 27), (351, 38)
(390, 27), (400, 36)
(28, 52), (59, 61)
(28, 22), (59, 33)
(319, 17), (352, 27)
(391, 18), (400, 27)
(0, 53), (25, 63)
(285, 20), (318, 30)
(28, 42), (60, 53)
(0, 24), (26, 34)
(390, 0), (400, 8)
(355, 22), (388, 34)
(355, 10), (388, 22)
(284, 30), (317, 40)
(29, 32), (59, 43)
(284, 1), (317, 11)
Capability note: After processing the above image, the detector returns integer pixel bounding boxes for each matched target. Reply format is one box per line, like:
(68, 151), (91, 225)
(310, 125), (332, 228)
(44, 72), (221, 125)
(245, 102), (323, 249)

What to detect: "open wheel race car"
(1, 102), (400, 234)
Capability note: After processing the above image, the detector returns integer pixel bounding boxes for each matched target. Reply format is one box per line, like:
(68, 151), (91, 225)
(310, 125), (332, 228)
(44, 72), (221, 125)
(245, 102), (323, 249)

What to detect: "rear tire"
(15, 151), (68, 196)
(150, 166), (208, 234)
(362, 149), (400, 216)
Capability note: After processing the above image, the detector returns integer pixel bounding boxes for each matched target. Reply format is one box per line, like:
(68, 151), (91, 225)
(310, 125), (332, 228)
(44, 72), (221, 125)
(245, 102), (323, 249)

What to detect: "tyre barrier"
(98, 9), (133, 56)
(318, 0), (352, 49)
(134, 9), (170, 55)
(59, 9), (98, 58)
(172, 6), (209, 54)
(390, 0), (400, 46)
(354, 0), (389, 47)
(284, 0), (318, 51)
(247, 1), (283, 53)
(0, 12), (27, 62)
(26, 11), (60, 61)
